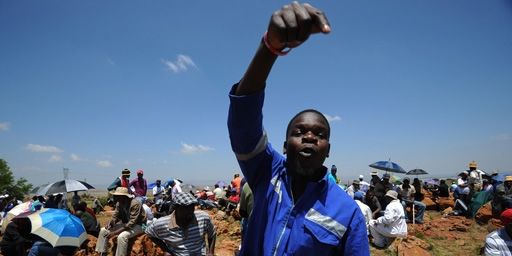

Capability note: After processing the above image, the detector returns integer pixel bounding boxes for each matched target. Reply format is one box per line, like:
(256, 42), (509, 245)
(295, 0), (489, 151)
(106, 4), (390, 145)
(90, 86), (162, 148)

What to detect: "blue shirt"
(228, 85), (369, 256)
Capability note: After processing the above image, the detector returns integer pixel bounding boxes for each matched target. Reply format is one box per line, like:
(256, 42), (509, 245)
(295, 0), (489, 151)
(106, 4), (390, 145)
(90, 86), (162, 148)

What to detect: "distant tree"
(0, 159), (33, 200)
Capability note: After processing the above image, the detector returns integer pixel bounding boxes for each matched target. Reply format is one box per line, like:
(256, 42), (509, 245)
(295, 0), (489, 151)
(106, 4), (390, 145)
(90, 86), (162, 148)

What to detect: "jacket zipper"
(273, 178), (296, 256)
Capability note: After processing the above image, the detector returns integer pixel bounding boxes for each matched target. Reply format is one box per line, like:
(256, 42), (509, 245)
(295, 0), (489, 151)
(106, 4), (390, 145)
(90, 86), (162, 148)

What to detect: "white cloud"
(26, 144), (63, 153)
(162, 54), (197, 73)
(97, 160), (113, 168)
(324, 114), (342, 123)
(180, 143), (214, 154)
(491, 133), (511, 141)
(48, 155), (63, 162)
(0, 122), (10, 131)
(70, 153), (81, 161)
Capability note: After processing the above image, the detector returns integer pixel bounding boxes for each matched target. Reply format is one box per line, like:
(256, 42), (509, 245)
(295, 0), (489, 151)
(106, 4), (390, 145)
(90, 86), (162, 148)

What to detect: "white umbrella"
(36, 179), (95, 195)
(1, 201), (31, 233)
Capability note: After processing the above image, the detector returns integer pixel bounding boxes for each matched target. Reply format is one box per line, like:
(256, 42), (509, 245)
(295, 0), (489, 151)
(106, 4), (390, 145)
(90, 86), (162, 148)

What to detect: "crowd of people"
(0, 2), (510, 256)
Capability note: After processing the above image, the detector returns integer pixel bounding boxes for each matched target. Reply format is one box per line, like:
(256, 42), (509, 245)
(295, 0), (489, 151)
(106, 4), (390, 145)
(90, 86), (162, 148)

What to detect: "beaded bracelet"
(263, 31), (291, 56)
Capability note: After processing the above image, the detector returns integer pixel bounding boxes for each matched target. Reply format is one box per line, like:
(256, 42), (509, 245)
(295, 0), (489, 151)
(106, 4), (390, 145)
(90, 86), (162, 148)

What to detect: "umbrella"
(369, 160), (406, 174)
(406, 169), (429, 176)
(30, 183), (50, 194)
(36, 179), (95, 195)
(27, 208), (87, 247)
(216, 181), (227, 187)
(1, 201), (31, 233)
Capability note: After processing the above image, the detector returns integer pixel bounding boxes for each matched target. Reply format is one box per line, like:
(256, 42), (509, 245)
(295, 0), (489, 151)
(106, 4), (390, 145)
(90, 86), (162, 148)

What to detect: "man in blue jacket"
(228, 2), (369, 255)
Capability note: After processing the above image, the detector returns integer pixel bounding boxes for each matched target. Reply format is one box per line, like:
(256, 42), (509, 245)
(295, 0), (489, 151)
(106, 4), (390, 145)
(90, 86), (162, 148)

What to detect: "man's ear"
(326, 143), (330, 158)
(283, 141), (287, 154)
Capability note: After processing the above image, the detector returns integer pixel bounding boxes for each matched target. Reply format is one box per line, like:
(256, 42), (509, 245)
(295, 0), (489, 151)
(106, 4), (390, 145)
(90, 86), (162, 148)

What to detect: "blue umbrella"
(369, 160), (406, 174)
(148, 182), (157, 190)
(27, 208), (87, 247)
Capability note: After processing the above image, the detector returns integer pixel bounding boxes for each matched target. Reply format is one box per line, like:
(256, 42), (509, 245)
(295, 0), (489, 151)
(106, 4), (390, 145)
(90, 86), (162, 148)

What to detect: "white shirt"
(355, 200), (373, 234)
(485, 227), (512, 256)
(372, 199), (407, 238)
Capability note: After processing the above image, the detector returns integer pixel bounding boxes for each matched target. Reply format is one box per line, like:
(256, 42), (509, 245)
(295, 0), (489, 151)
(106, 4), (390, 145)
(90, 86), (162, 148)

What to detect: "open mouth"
(299, 147), (315, 157)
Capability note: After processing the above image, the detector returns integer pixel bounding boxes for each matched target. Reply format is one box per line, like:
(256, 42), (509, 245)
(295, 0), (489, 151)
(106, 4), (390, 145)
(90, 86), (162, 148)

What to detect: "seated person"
(369, 190), (408, 248)
(398, 177), (426, 224)
(484, 208), (512, 255)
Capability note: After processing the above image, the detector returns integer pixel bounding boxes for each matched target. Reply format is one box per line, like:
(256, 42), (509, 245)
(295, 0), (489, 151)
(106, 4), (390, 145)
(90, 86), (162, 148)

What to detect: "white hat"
(385, 190), (398, 200)
(109, 187), (135, 198)
(359, 175), (364, 179)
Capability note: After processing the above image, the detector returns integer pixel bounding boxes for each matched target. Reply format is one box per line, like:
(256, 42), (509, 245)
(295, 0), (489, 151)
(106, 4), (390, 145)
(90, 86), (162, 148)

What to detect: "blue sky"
(1, 1), (511, 188)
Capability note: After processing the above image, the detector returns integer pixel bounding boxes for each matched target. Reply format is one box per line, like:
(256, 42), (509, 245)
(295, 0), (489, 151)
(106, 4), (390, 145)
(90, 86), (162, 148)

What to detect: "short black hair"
(285, 109), (330, 139)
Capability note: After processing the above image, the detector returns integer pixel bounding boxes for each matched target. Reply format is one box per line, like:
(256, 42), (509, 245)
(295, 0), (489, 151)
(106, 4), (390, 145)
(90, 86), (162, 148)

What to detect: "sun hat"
(136, 169), (144, 175)
(173, 192), (198, 206)
(385, 190), (398, 200)
(382, 173), (391, 179)
(359, 175), (364, 179)
(505, 176), (512, 182)
(370, 171), (378, 176)
(110, 187), (134, 198)
(501, 209), (512, 226)
(469, 161), (477, 169)
(403, 177), (410, 182)
(352, 180), (360, 185)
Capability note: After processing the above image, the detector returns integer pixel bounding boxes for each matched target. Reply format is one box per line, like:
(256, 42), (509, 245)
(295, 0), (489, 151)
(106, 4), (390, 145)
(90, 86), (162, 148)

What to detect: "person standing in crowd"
(71, 191), (81, 209)
(95, 187), (146, 256)
(328, 165), (340, 184)
(145, 192), (216, 256)
(359, 174), (370, 193)
(108, 169), (131, 191)
(484, 208), (512, 255)
(369, 190), (408, 248)
(129, 169), (148, 201)
(227, 2), (369, 255)
(152, 179), (164, 205)
(231, 173), (242, 195)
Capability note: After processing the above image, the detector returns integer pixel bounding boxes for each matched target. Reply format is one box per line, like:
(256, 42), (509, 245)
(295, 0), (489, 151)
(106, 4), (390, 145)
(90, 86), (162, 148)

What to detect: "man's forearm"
(236, 41), (278, 96)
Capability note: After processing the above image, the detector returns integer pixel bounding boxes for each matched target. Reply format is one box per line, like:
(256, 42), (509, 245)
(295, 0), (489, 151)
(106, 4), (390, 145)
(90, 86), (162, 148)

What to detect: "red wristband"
(263, 31), (291, 56)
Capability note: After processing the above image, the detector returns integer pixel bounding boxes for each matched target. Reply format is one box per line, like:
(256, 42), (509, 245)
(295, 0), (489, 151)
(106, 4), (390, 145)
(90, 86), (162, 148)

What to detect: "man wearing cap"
(346, 180), (361, 199)
(467, 161), (483, 191)
(328, 165), (340, 184)
(145, 192), (216, 256)
(95, 187), (147, 256)
(129, 169), (148, 200)
(108, 169), (131, 192)
(484, 208), (512, 255)
(398, 177), (426, 224)
(369, 190), (408, 248)
(359, 174), (370, 193)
